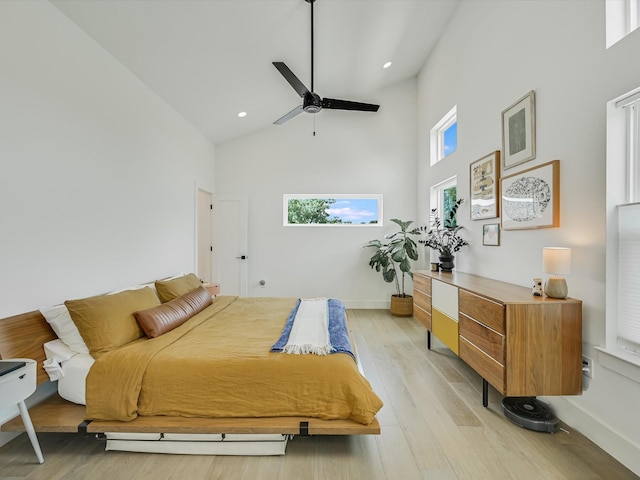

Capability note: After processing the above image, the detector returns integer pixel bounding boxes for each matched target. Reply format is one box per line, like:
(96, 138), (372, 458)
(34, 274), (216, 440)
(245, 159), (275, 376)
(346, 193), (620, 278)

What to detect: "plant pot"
(390, 294), (413, 317)
(439, 255), (455, 272)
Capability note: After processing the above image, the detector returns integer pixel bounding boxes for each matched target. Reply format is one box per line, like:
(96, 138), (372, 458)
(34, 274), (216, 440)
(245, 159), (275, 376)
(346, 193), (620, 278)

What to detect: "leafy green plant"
(419, 199), (468, 256)
(362, 219), (421, 297)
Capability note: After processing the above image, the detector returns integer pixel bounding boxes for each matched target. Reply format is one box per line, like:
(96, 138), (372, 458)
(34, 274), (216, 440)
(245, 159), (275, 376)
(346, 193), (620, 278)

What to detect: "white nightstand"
(0, 359), (44, 463)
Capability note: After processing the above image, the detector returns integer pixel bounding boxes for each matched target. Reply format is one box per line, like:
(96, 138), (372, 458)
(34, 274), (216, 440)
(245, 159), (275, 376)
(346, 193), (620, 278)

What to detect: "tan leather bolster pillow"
(134, 286), (213, 338)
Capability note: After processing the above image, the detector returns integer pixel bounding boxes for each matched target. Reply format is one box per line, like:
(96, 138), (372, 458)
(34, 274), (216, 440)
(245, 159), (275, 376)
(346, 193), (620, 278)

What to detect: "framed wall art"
(470, 150), (500, 220)
(501, 160), (559, 230)
(502, 90), (536, 170)
(482, 223), (500, 246)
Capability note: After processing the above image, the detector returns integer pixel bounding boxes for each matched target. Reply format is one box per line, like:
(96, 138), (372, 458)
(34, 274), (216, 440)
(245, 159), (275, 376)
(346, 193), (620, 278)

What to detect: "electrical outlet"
(582, 355), (594, 379)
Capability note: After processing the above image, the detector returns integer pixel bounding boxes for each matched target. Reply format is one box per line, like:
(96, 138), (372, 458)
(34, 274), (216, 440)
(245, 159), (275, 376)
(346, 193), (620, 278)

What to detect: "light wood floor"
(1, 309), (637, 480)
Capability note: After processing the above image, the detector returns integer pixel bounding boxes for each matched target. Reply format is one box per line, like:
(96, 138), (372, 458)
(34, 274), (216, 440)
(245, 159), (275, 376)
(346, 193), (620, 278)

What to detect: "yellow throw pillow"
(155, 273), (202, 303)
(65, 287), (160, 357)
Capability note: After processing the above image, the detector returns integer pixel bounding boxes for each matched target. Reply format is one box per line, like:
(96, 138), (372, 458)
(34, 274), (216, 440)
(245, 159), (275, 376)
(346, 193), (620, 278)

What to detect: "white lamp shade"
(543, 247), (572, 275)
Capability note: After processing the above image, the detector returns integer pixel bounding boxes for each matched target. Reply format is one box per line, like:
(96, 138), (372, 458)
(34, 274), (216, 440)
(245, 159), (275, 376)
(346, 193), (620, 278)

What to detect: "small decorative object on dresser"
(532, 277), (543, 296)
(420, 199), (468, 272)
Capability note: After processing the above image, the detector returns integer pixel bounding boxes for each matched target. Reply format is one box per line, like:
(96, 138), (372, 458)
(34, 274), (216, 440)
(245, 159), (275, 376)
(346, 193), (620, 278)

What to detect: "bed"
(0, 275), (382, 455)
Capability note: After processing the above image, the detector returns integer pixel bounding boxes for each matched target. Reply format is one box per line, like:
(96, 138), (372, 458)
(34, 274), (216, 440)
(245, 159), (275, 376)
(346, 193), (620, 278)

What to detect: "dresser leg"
(427, 330), (431, 350)
(18, 401), (44, 464)
(482, 379), (489, 408)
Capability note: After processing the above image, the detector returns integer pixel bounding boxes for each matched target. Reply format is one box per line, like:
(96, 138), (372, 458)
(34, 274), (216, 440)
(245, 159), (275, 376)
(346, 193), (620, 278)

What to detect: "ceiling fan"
(272, 0), (380, 125)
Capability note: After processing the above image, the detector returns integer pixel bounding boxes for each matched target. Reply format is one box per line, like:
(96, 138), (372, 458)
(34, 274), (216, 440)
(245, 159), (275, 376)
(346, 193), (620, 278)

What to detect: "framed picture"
(470, 150), (500, 220)
(501, 160), (560, 230)
(502, 91), (536, 170)
(482, 224), (500, 246)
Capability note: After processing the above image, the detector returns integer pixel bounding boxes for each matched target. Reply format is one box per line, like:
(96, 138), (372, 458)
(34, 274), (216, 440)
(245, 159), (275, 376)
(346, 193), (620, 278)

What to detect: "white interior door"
(196, 188), (213, 284)
(212, 194), (248, 296)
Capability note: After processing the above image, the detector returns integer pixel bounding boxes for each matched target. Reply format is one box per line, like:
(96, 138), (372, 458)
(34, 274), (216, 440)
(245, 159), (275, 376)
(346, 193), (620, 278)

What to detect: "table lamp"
(542, 247), (571, 298)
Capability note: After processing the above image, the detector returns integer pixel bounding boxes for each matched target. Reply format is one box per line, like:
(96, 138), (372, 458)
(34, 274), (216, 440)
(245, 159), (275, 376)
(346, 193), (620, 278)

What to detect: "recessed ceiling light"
(383, 61), (392, 69)
(238, 111), (247, 118)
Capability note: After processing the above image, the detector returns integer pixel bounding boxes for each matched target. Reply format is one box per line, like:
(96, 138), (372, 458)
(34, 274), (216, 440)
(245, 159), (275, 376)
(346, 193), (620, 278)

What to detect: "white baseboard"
(547, 396), (640, 476)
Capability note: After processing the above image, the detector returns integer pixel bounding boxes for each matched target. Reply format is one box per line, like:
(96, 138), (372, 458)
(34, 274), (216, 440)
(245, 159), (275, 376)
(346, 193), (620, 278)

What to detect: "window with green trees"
(284, 195), (382, 226)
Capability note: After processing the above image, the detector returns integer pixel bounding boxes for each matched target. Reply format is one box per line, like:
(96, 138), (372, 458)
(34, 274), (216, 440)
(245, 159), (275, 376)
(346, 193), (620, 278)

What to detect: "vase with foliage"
(363, 219), (421, 316)
(420, 199), (468, 272)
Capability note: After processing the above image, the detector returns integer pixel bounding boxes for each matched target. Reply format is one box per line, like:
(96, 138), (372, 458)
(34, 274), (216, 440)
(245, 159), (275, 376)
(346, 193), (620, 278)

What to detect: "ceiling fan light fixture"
(383, 61), (392, 69)
(271, 0), (380, 125)
(237, 111), (247, 118)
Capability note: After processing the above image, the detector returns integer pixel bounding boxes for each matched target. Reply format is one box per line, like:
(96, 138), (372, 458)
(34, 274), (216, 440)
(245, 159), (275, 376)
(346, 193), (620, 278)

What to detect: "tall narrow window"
(430, 106), (457, 165)
(616, 91), (640, 352)
(430, 176), (458, 226)
(605, 87), (640, 367)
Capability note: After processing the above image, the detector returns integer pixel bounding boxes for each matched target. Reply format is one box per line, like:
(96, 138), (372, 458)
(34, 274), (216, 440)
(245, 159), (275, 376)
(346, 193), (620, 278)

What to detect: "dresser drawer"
(459, 313), (504, 364)
(459, 337), (505, 394)
(459, 290), (504, 334)
(414, 304), (432, 330)
(432, 280), (458, 321)
(413, 274), (431, 295)
(432, 308), (458, 355)
(413, 289), (431, 312)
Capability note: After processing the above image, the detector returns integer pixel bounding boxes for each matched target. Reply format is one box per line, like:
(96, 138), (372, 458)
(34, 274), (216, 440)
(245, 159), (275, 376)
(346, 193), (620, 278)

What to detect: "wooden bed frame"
(0, 309), (380, 437)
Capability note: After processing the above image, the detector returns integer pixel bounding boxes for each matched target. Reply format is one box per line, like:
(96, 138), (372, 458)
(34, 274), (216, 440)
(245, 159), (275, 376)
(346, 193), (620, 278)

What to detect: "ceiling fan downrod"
(307, 0), (315, 93)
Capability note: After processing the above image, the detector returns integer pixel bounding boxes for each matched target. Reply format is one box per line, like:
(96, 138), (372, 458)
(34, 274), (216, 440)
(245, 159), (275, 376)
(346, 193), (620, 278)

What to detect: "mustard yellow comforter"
(85, 296), (383, 425)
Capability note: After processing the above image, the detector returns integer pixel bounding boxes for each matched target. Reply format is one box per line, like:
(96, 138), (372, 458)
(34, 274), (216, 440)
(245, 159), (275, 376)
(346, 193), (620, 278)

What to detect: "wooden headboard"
(0, 310), (56, 384)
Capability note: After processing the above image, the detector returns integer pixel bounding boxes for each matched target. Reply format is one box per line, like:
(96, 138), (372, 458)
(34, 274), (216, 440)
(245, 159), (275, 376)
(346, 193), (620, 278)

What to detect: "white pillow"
(39, 304), (90, 355)
(43, 339), (77, 363)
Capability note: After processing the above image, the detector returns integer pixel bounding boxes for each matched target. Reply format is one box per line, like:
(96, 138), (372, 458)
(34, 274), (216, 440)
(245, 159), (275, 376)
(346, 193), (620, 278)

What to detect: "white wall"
(0, 1), (216, 319)
(417, 0), (640, 474)
(216, 79), (417, 307)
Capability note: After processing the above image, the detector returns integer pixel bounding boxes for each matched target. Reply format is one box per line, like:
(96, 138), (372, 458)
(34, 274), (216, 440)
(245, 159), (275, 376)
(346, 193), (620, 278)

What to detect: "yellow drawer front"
(432, 308), (459, 355)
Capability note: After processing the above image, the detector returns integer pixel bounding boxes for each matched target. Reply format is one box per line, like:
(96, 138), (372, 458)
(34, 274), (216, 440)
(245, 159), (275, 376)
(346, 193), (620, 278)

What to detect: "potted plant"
(363, 218), (421, 316)
(420, 199), (468, 272)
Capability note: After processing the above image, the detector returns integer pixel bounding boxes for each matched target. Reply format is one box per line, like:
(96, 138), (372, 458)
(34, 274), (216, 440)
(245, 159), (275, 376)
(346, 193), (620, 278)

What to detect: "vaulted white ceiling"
(52, 0), (459, 145)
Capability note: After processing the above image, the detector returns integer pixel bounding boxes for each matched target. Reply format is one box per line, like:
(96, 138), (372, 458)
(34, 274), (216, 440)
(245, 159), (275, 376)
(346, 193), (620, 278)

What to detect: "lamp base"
(544, 277), (567, 298)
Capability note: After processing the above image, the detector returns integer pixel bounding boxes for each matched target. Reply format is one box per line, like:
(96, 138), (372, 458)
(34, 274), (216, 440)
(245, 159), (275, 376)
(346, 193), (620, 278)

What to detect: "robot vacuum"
(501, 397), (559, 433)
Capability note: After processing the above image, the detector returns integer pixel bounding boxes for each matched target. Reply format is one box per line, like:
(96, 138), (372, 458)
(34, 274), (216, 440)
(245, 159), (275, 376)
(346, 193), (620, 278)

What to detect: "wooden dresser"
(413, 270), (582, 406)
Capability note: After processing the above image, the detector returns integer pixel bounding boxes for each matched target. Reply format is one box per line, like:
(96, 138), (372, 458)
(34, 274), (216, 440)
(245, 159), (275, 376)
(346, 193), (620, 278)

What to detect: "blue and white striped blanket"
(270, 298), (355, 361)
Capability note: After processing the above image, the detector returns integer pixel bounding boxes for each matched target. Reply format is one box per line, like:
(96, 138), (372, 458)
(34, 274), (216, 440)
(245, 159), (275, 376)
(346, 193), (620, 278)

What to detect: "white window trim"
(629, 0), (640, 32)
(606, 0), (640, 48)
(430, 106), (457, 166)
(604, 87), (640, 382)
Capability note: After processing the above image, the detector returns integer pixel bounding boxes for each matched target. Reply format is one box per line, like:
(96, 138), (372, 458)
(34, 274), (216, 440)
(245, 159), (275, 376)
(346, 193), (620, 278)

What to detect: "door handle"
(236, 255), (247, 260)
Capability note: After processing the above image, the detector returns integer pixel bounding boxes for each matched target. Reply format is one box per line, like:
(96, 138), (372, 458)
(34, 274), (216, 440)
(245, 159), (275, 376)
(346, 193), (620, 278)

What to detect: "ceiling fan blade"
(273, 62), (310, 98)
(274, 105), (304, 125)
(322, 97), (380, 112)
